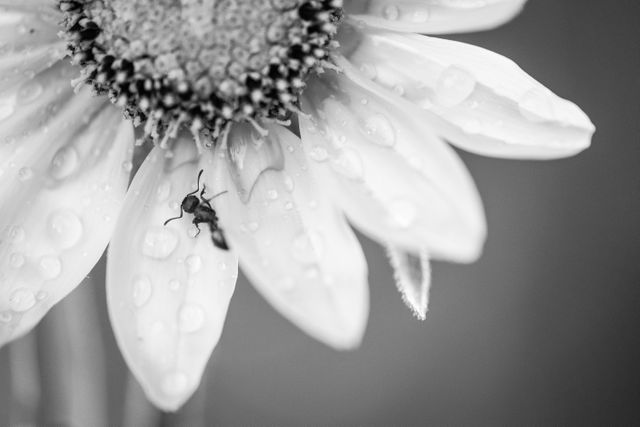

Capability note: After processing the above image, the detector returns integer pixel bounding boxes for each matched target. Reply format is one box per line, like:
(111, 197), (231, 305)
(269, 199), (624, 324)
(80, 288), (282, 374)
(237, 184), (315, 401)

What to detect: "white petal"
(387, 247), (431, 320)
(202, 123), (369, 350)
(301, 68), (486, 262)
(0, 5), (65, 93)
(344, 0), (527, 34)
(0, 76), (133, 346)
(338, 27), (595, 159)
(107, 144), (238, 412)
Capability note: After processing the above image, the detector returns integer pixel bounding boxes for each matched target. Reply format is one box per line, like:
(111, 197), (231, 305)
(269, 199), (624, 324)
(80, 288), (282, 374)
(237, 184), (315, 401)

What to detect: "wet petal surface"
(0, 63), (132, 345)
(338, 27), (595, 159)
(203, 123), (369, 350)
(344, 0), (527, 34)
(301, 68), (486, 262)
(107, 143), (238, 411)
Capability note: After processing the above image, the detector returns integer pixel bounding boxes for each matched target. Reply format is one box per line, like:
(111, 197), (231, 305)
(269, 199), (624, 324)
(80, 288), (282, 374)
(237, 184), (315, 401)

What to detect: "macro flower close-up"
(0, 0), (597, 417)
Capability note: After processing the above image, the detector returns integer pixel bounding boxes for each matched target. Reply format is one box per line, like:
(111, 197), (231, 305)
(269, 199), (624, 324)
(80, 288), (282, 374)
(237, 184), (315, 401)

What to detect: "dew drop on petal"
(363, 114), (396, 147)
(330, 148), (364, 180)
(434, 66), (476, 107)
(156, 180), (172, 202)
(308, 146), (329, 162)
(17, 167), (33, 182)
(9, 289), (36, 312)
(411, 8), (430, 23)
(9, 253), (25, 269)
(177, 304), (205, 333)
(17, 80), (43, 104)
(291, 230), (324, 264)
(168, 279), (182, 291)
(266, 189), (279, 200)
(283, 174), (295, 193)
(185, 254), (202, 274)
(38, 256), (62, 279)
(8, 226), (25, 243)
(132, 276), (152, 307)
(141, 227), (178, 259)
(48, 210), (83, 249)
(50, 146), (79, 180)
(0, 97), (15, 121)
(388, 199), (418, 229)
(382, 5), (400, 20)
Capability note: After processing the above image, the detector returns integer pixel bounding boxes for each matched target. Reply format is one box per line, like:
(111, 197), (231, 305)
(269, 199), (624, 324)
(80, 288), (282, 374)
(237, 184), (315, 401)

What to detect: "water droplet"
(162, 372), (189, 396)
(132, 276), (152, 307)
(0, 97), (15, 121)
(363, 114), (396, 147)
(48, 210), (83, 249)
(382, 5), (400, 20)
(247, 221), (259, 232)
(17, 167), (33, 182)
(9, 253), (25, 269)
(266, 189), (279, 200)
(359, 63), (377, 80)
(291, 231), (325, 264)
(388, 199), (418, 229)
(185, 255), (202, 274)
(17, 80), (43, 104)
(141, 227), (178, 259)
(121, 160), (133, 173)
(9, 289), (36, 312)
(156, 181), (172, 202)
(518, 88), (556, 122)
(308, 146), (329, 162)
(168, 279), (182, 291)
(8, 226), (25, 243)
(39, 256), (62, 279)
(284, 201), (294, 211)
(218, 262), (228, 271)
(331, 148), (364, 180)
(0, 312), (13, 323)
(434, 66), (476, 107)
(283, 174), (295, 193)
(411, 8), (430, 23)
(178, 304), (205, 333)
(50, 146), (79, 180)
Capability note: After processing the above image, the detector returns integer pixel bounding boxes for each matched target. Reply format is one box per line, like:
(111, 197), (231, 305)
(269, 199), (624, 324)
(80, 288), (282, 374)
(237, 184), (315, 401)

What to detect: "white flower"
(0, 0), (594, 411)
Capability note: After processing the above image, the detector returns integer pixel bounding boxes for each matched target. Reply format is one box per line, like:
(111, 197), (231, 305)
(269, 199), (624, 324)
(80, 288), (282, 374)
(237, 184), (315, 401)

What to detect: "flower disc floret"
(58, 0), (343, 144)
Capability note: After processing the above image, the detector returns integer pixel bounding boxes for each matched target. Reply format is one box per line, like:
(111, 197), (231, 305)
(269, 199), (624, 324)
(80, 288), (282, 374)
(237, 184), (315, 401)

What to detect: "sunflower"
(0, 0), (594, 410)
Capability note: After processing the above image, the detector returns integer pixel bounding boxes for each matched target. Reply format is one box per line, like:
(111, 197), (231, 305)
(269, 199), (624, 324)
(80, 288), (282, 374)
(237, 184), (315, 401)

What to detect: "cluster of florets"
(57, 0), (343, 146)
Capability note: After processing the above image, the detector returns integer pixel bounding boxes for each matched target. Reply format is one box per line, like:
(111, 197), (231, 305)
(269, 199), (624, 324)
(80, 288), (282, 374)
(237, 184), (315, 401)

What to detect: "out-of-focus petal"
(0, 5), (65, 93)
(338, 26), (595, 159)
(301, 68), (486, 262)
(107, 143), (238, 412)
(202, 123), (369, 350)
(0, 64), (133, 346)
(387, 247), (431, 320)
(344, 0), (527, 34)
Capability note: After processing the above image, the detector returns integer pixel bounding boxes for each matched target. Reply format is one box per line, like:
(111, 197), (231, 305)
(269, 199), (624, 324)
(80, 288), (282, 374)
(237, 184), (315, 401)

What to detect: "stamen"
(57, 0), (344, 148)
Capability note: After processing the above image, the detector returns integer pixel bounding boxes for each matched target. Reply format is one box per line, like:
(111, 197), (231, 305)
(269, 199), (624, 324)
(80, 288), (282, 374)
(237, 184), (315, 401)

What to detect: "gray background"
(2, 0), (640, 425)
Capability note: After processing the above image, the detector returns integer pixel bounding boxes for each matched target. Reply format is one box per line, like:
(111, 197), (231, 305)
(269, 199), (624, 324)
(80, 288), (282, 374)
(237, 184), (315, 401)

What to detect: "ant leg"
(186, 169), (204, 197)
(193, 221), (202, 237)
(163, 208), (184, 226)
(202, 190), (228, 208)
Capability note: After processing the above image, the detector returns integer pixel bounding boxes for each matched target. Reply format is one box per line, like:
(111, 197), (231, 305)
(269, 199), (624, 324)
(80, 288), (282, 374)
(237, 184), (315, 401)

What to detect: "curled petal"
(344, 0), (527, 34)
(203, 123), (369, 350)
(301, 68), (486, 262)
(107, 144), (238, 411)
(387, 247), (431, 320)
(0, 74), (132, 346)
(338, 27), (595, 159)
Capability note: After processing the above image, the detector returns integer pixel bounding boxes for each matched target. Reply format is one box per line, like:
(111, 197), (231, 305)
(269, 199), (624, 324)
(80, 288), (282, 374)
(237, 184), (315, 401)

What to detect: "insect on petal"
(107, 143), (238, 412)
(202, 123), (369, 350)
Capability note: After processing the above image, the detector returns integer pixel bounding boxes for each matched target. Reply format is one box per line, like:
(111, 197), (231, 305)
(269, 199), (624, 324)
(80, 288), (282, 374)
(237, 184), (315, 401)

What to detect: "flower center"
(58, 0), (342, 145)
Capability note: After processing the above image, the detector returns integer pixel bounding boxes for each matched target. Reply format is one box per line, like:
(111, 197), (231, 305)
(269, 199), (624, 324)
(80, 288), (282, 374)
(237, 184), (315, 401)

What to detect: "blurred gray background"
(2, 0), (640, 425)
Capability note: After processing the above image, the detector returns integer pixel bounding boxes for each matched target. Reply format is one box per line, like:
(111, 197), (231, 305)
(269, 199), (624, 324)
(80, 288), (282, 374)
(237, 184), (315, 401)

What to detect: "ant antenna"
(186, 169), (204, 197)
(163, 209), (184, 226)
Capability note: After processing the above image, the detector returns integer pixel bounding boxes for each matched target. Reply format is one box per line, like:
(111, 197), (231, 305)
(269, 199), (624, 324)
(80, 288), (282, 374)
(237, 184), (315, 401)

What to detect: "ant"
(164, 169), (229, 251)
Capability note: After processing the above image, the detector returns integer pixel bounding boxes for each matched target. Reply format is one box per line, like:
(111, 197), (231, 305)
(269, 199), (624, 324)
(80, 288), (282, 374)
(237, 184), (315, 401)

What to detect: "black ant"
(164, 169), (229, 250)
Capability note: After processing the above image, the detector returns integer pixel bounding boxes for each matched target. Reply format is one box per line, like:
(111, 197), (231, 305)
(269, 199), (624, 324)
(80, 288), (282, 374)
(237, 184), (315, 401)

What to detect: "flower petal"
(107, 144), (238, 411)
(203, 123), (369, 350)
(344, 0), (527, 34)
(0, 76), (133, 346)
(387, 246), (431, 320)
(0, 5), (65, 93)
(338, 27), (595, 159)
(301, 68), (486, 262)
